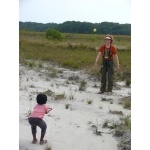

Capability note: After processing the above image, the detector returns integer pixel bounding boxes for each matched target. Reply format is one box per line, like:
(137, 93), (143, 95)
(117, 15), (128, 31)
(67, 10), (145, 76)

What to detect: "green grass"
(19, 30), (131, 80)
(123, 99), (131, 109)
(120, 96), (131, 110)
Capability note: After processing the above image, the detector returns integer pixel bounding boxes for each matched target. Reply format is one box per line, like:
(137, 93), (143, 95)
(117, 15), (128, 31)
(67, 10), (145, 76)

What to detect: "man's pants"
(100, 59), (114, 92)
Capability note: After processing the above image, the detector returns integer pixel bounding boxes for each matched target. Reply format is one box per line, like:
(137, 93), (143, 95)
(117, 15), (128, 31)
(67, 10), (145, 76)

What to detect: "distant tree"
(19, 21), (131, 35)
(46, 29), (63, 41)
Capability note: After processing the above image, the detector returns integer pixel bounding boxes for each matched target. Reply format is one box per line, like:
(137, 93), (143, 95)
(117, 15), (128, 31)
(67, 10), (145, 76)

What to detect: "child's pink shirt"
(29, 104), (51, 119)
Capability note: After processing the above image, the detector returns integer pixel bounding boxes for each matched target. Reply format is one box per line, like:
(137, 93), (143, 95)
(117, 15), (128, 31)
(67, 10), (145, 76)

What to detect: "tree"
(45, 29), (63, 41)
(19, 21), (131, 35)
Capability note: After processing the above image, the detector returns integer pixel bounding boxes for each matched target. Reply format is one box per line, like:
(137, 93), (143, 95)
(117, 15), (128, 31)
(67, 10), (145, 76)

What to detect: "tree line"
(19, 21), (131, 35)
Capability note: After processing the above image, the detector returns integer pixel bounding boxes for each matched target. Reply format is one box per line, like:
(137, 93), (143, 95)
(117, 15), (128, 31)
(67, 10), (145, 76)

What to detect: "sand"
(19, 62), (131, 150)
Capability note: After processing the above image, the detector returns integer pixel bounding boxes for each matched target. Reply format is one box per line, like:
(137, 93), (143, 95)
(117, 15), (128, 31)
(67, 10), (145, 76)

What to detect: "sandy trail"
(19, 62), (130, 150)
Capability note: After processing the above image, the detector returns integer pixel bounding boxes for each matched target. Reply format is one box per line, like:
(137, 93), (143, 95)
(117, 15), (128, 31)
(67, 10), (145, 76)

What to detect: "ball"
(93, 28), (97, 32)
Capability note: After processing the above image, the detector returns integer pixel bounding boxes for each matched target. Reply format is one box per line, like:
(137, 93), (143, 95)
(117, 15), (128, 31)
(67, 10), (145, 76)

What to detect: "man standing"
(95, 35), (120, 95)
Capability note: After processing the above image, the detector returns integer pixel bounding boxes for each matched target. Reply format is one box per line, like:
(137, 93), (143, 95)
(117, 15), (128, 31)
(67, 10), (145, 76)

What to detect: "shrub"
(79, 80), (87, 91)
(120, 97), (131, 110)
(46, 29), (63, 41)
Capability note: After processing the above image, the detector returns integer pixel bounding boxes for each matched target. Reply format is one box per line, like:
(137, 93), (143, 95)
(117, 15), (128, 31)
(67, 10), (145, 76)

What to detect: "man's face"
(105, 39), (111, 44)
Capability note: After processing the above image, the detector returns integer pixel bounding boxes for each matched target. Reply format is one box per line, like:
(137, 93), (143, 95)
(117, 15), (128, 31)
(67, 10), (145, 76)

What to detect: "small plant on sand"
(68, 75), (80, 80)
(99, 106), (103, 109)
(102, 120), (109, 128)
(46, 77), (50, 81)
(38, 61), (43, 68)
(86, 99), (93, 104)
(125, 79), (131, 87)
(68, 93), (75, 100)
(28, 61), (36, 68)
(123, 99), (131, 109)
(101, 98), (112, 102)
(48, 67), (57, 78)
(57, 69), (63, 73)
(113, 116), (131, 150)
(90, 119), (109, 136)
(43, 90), (54, 96)
(120, 96), (131, 110)
(65, 104), (70, 109)
(50, 72), (57, 78)
(93, 83), (98, 88)
(122, 115), (131, 130)
(49, 71), (57, 78)
(110, 101), (113, 104)
(79, 80), (87, 91)
(30, 85), (35, 88)
(44, 143), (52, 150)
(55, 92), (66, 100)
(65, 80), (69, 84)
(108, 108), (123, 115)
(111, 121), (119, 129)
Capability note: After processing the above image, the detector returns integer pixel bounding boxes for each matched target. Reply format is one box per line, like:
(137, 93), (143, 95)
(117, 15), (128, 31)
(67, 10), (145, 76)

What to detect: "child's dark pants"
(28, 117), (47, 137)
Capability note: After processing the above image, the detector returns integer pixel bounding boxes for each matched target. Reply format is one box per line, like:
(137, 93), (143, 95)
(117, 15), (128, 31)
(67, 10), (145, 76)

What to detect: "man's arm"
(95, 52), (101, 67)
(114, 54), (120, 70)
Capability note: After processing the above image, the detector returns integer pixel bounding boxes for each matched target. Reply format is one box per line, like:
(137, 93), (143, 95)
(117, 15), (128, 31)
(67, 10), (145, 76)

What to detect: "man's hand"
(94, 63), (98, 69)
(116, 64), (120, 71)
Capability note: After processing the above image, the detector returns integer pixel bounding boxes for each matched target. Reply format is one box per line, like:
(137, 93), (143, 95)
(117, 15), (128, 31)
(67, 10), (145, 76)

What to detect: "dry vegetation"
(19, 30), (131, 81)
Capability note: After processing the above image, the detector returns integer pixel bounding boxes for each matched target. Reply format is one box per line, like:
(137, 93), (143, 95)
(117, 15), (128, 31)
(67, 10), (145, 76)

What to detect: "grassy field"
(19, 30), (131, 81)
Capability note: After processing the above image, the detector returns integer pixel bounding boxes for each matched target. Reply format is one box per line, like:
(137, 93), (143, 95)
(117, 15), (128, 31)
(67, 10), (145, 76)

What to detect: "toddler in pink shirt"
(28, 93), (52, 145)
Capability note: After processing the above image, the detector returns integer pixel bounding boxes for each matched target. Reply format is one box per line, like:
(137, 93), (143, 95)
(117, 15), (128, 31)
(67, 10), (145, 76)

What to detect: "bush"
(46, 29), (63, 41)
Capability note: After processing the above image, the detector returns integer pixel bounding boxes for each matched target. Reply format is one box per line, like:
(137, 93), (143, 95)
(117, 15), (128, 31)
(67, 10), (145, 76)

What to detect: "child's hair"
(36, 93), (47, 105)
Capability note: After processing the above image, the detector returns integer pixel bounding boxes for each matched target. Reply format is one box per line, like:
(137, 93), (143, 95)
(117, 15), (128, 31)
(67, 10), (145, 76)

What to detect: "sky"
(19, 0), (131, 24)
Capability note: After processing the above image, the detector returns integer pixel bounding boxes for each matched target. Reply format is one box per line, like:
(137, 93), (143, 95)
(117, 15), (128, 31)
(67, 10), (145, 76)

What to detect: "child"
(28, 93), (52, 145)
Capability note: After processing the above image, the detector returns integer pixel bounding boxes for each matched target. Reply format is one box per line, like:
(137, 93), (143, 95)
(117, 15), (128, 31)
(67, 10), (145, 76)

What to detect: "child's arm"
(45, 105), (52, 114)
(47, 107), (52, 113)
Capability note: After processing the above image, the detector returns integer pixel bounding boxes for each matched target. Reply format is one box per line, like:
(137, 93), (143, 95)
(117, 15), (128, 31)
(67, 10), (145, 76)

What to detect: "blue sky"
(19, 0), (131, 24)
